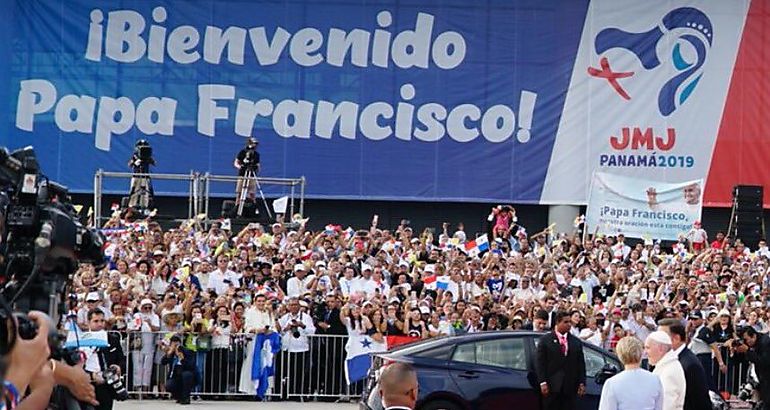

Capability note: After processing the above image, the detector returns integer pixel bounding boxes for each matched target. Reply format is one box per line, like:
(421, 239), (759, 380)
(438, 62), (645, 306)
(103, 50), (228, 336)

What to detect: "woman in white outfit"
(599, 336), (663, 410)
(239, 294), (276, 394)
(128, 299), (160, 395)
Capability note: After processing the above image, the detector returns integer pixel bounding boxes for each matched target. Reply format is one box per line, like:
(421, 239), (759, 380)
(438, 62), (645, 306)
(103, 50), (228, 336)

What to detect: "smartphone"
(194, 313), (202, 320)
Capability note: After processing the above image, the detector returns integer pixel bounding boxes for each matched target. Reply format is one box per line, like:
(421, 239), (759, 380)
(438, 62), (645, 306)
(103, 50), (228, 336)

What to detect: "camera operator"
(731, 326), (770, 408)
(276, 298), (316, 400)
(161, 335), (196, 405)
(128, 139), (155, 208)
(233, 138), (260, 206)
(81, 309), (126, 410)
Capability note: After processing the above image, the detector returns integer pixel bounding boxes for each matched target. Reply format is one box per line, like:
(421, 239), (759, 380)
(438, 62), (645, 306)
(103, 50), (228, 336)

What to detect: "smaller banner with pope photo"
(586, 172), (703, 241)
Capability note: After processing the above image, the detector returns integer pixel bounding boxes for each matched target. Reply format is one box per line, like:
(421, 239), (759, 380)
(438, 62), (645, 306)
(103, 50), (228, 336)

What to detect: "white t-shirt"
(286, 274), (316, 298)
(579, 327), (603, 347)
(207, 269), (240, 295)
(687, 228), (707, 244)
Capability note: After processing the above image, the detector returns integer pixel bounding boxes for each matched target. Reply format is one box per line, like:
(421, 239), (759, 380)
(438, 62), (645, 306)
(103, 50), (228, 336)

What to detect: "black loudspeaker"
(735, 211), (763, 225)
(734, 185), (763, 211)
(732, 185), (765, 248)
(734, 185), (763, 199)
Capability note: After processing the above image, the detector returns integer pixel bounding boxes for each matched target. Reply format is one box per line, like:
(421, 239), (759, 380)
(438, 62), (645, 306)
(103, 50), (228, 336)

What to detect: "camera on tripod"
(127, 140), (156, 211)
(0, 146), (105, 356)
(130, 140), (154, 173)
(241, 138), (259, 171)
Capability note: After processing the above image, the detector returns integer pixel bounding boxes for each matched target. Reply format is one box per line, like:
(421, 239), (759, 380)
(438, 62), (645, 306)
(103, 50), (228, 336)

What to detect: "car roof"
(383, 330), (617, 360)
(385, 330), (544, 356)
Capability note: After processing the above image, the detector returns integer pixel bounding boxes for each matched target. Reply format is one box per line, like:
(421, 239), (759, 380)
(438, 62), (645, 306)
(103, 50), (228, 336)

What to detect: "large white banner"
(541, 0), (749, 204)
(586, 172), (703, 240)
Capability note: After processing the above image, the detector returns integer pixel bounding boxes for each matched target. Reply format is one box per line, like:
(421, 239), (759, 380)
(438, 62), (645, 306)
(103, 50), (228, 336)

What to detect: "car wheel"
(420, 399), (462, 410)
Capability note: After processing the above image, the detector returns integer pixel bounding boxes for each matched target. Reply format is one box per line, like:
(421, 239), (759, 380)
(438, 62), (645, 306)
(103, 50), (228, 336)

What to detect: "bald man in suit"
(380, 362), (418, 410)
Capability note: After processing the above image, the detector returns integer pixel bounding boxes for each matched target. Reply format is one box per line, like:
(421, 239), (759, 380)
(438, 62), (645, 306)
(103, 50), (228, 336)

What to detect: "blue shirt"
(598, 368), (663, 410)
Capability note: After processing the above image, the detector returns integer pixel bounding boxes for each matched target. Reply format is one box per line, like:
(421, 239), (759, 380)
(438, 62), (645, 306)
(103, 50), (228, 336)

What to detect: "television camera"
(127, 139), (155, 210)
(0, 145), (105, 361)
(130, 140), (154, 173)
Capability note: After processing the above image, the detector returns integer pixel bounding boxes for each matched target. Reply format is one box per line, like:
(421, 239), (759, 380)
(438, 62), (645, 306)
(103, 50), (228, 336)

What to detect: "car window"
(452, 342), (476, 364)
(584, 347), (607, 377)
(414, 344), (454, 360)
(452, 338), (527, 370)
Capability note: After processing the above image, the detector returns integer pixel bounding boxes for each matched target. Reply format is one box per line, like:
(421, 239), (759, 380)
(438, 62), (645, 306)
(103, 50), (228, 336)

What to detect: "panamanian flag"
(345, 334), (387, 384)
(464, 234), (490, 257)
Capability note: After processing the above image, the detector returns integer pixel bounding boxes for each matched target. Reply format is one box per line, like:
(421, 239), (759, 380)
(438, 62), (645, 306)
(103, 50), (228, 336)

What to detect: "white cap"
(424, 264), (435, 273)
(361, 263), (373, 272)
(646, 331), (672, 346)
(419, 306), (430, 314)
(86, 292), (101, 302)
(140, 298), (154, 308)
(294, 263), (306, 272)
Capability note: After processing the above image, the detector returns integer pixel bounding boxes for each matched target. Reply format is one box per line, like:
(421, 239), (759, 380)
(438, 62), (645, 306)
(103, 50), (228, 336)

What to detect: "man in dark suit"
(535, 310), (586, 410)
(313, 293), (348, 398)
(379, 362), (418, 410)
(733, 326), (770, 409)
(161, 335), (197, 405)
(658, 318), (711, 410)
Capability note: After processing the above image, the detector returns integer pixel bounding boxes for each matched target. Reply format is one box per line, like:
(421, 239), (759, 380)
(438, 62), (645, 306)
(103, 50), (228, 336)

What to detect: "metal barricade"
(701, 344), (751, 399)
(120, 331), (356, 401)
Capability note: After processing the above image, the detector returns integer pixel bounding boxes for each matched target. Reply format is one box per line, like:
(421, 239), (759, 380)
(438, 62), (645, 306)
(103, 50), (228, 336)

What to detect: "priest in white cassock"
(645, 331), (686, 410)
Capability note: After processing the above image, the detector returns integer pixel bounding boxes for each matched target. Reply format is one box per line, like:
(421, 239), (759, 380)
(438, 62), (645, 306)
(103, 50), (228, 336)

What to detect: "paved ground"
(116, 400), (358, 410)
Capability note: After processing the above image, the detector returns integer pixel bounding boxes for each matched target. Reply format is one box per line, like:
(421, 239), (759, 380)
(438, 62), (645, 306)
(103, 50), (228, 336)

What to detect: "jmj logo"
(587, 7), (713, 117)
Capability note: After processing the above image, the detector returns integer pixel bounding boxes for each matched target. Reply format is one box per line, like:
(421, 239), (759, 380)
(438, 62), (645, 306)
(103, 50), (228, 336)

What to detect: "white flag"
(272, 196), (289, 214)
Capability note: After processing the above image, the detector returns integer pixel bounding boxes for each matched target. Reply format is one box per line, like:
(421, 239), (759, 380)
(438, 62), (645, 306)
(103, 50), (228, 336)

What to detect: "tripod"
(128, 174), (153, 209)
(237, 168), (272, 219)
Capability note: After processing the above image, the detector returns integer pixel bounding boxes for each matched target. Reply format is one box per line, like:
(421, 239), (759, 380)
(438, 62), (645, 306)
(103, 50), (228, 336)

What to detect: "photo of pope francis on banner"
(586, 172), (704, 241)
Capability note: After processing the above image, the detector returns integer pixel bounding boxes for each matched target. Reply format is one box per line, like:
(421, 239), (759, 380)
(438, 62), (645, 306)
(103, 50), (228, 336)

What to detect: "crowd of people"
(67, 204), (770, 405)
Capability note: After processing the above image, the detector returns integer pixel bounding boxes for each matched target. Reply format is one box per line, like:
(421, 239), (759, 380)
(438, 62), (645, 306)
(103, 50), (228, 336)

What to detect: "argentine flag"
(64, 325), (109, 349)
(345, 334), (387, 384)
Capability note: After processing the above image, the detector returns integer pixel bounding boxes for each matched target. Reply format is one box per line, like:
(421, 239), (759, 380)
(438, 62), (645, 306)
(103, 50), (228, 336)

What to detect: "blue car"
(360, 331), (621, 410)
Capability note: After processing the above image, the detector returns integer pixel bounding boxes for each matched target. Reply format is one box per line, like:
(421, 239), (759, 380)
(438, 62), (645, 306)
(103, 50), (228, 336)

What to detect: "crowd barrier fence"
(113, 331), (362, 401)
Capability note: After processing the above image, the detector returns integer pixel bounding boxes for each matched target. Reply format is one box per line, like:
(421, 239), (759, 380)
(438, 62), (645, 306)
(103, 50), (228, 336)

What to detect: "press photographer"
(731, 327), (770, 409)
(276, 298), (315, 400)
(79, 309), (127, 410)
(127, 139), (155, 209)
(0, 146), (106, 409)
(161, 335), (196, 405)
